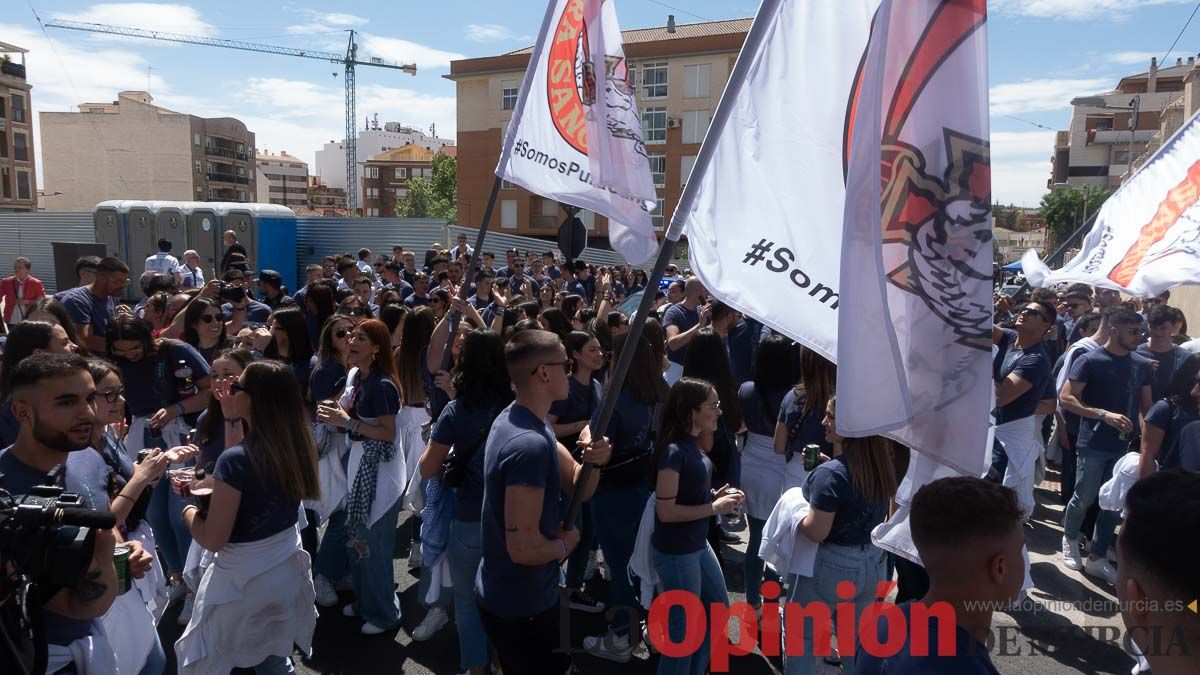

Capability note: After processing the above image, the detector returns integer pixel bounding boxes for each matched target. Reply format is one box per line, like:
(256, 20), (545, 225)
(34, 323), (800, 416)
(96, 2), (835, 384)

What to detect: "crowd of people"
(0, 232), (1195, 675)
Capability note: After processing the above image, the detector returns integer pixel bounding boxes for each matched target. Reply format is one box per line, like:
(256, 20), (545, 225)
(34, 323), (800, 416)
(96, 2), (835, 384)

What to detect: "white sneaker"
(1062, 536), (1084, 571)
(412, 607), (449, 641)
(361, 621), (391, 636)
(1084, 557), (1118, 585)
(314, 575), (338, 608)
(408, 546), (423, 569)
(642, 620), (657, 655)
(342, 604), (358, 618)
(177, 594), (194, 626)
(583, 630), (632, 663)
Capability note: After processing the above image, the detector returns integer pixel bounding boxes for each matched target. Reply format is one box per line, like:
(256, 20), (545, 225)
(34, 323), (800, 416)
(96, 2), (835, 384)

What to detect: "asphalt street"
(157, 467), (1138, 674)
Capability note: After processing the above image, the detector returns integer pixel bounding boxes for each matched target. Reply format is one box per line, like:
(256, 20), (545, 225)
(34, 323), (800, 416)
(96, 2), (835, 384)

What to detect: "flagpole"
(562, 232), (676, 529)
(440, 175), (503, 367)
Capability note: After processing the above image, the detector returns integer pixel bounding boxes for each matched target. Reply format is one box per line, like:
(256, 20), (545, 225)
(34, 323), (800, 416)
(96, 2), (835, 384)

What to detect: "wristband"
(1099, 410), (1107, 422)
(182, 504), (199, 517)
(114, 493), (134, 505)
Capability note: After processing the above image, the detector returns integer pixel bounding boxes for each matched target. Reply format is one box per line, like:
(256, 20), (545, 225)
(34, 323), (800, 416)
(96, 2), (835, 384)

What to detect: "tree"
(396, 152), (457, 221)
(1039, 185), (1113, 249)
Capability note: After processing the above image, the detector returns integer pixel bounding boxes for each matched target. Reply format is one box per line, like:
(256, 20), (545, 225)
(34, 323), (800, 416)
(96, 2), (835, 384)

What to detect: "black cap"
(256, 270), (282, 285)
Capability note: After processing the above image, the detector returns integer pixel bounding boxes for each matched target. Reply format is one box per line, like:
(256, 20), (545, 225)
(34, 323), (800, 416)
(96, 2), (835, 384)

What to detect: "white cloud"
(358, 33), (465, 70)
(992, 0), (1190, 20)
(465, 24), (531, 43)
(991, 130), (1057, 158)
(992, 158), (1051, 207)
(50, 3), (215, 38)
(990, 77), (1112, 115)
(285, 9), (367, 34)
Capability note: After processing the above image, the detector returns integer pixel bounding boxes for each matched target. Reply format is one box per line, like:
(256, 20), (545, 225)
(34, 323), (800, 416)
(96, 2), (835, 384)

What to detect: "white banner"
(1023, 109), (1200, 298)
(837, 0), (992, 480)
(496, 0), (658, 264)
(671, 0), (882, 361)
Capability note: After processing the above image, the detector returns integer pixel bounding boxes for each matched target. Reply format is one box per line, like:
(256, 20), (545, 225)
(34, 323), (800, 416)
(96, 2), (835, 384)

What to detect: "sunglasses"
(1019, 307), (1052, 322)
(97, 387), (125, 403)
(531, 360), (573, 376)
(344, 307), (368, 316)
(198, 313), (222, 324)
(229, 381), (247, 394)
(334, 328), (350, 339)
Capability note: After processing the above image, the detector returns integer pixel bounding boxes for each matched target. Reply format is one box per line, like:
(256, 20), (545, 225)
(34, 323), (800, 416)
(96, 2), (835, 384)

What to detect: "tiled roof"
(503, 17), (753, 56)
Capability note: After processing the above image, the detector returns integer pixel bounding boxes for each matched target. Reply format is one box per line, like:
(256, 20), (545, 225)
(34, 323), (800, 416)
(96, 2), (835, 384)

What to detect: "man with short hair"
(1059, 289), (1092, 347)
(145, 238), (183, 285)
(506, 262), (540, 297)
(451, 233), (474, 261)
(1059, 307), (1153, 584)
(477, 330), (610, 674)
(57, 257), (128, 353)
(179, 250), (205, 289)
(381, 261), (415, 300)
(75, 256), (101, 286)
(336, 259), (361, 292)
(1117, 469), (1200, 675)
(563, 262), (588, 300)
(496, 248), (520, 279)
(353, 277), (379, 314)
(0, 354), (152, 673)
(291, 264), (324, 317)
(219, 230), (247, 274)
(220, 269), (272, 325)
(321, 255), (338, 280)
(1136, 305), (1189, 401)
(392, 245), (404, 259)
(0, 255), (45, 323)
(663, 277), (711, 385)
(257, 270), (294, 310)
(404, 272), (432, 308)
(401, 251), (419, 285)
(482, 251), (497, 273)
(709, 301), (753, 385)
(356, 247), (373, 274)
(857, 477), (1023, 674)
(542, 252), (560, 280)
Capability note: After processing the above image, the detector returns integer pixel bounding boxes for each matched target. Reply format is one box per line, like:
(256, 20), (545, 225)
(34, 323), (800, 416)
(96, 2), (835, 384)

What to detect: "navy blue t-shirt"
(993, 328), (1051, 425)
(432, 396), (508, 522)
(1134, 343), (1189, 402)
(1067, 348), (1151, 456)
(116, 340), (211, 417)
(1145, 399), (1200, 470)
(477, 403), (564, 618)
(652, 438), (712, 555)
(57, 285), (116, 339)
(856, 603), (1000, 674)
(726, 320), (756, 385)
(352, 371), (402, 421)
(309, 359), (347, 403)
(221, 300), (272, 324)
(507, 274), (540, 296)
(662, 303), (700, 366)
(778, 388), (832, 462)
(214, 442), (299, 543)
(0, 447), (98, 645)
(404, 294), (430, 309)
(549, 376), (600, 444)
(601, 389), (656, 487)
(564, 279), (588, 302)
(194, 410), (227, 469)
(739, 381), (787, 437)
(802, 455), (887, 546)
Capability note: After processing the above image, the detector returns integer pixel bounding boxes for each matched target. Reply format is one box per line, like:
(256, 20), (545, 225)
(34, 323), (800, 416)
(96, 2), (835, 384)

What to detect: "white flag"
(837, 0), (993, 479)
(672, 0), (881, 361)
(1023, 109), (1200, 298)
(496, 0), (658, 264)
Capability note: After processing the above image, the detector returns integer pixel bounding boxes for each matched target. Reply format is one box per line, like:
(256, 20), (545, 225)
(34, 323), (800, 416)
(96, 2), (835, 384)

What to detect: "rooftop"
(503, 17), (754, 56)
(366, 144), (433, 163)
(257, 150), (307, 164)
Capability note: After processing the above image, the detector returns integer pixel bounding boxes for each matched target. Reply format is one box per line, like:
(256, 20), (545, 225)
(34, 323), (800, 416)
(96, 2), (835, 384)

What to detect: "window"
(11, 94), (25, 123)
(366, 207), (379, 217)
(651, 198), (665, 231)
(196, 188), (203, 200)
(366, 166), (379, 179)
(237, 190), (247, 202)
(236, 143), (245, 154)
(194, 160), (201, 175)
(236, 166), (245, 177)
(501, 199), (517, 229)
(683, 63), (711, 98)
(502, 79), (519, 110)
(541, 199), (559, 217)
(193, 132), (200, 148)
(395, 167), (406, 179)
(642, 107), (667, 144)
(681, 155), (697, 187)
(1, 167), (9, 199)
(641, 62), (668, 99)
(12, 132), (27, 162)
(648, 154), (666, 187)
(209, 188), (219, 199)
(683, 110), (710, 144)
(502, 179), (516, 190)
(627, 65), (636, 92)
(0, 134), (6, 158)
(367, 187), (379, 198)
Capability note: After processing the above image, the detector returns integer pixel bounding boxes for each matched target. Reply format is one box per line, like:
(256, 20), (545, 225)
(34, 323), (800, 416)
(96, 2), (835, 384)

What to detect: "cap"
(256, 270), (282, 285)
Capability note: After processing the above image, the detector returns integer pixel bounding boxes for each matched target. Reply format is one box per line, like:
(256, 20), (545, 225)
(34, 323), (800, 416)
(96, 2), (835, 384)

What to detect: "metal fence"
(0, 212), (94, 293)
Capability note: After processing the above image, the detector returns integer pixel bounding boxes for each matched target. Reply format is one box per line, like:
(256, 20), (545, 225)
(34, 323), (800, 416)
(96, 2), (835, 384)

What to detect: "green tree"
(1039, 185), (1113, 249)
(396, 152), (457, 221)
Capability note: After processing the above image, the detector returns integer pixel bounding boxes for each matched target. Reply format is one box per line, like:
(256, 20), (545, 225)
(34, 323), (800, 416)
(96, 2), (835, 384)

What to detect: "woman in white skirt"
(177, 360), (320, 674)
(394, 306), (435, 564)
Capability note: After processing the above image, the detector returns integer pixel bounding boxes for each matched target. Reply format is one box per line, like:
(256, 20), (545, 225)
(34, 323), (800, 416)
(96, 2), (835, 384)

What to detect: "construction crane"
(44, 20), (417, 215)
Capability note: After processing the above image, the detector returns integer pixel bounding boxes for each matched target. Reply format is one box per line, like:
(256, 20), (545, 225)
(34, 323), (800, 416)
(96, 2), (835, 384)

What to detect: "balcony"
(207, 171), (249, 185)
(1089, 129), (1155, 145)
(205, 145), (249, 161)
(1, 60), (25, 80)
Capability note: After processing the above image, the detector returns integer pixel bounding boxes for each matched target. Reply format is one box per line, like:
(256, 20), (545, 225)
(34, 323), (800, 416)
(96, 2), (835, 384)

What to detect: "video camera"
(0, 468), (116, 675)
(218, 282), (246, 303)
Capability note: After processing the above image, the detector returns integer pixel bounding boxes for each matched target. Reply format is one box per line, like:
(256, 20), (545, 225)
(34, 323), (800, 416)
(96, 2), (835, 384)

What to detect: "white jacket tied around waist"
(175, 525), (317, 675)
(759, 487), (820, 578)
(628, 491), (660, 610)
(1099, 451), (1144, 516)
(993, 415), (1040, 519)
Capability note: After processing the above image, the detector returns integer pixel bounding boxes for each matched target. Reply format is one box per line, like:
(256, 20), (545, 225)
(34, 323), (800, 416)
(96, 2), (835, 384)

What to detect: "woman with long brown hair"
(315, 318), (406, 635)
(177, 360), (320, 674)
(775, 346), (836, 492)
(786, 396), (896, 675)
(394, 305), (435, 565)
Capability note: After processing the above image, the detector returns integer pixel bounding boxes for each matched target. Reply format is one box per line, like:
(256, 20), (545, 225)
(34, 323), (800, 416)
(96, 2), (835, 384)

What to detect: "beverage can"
(113, 544), (132, 594)
(804, 444), (822, 471)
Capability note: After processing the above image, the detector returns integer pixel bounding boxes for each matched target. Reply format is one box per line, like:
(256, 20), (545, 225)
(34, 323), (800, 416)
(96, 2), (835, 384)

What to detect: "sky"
(5, 0), (1200, 207)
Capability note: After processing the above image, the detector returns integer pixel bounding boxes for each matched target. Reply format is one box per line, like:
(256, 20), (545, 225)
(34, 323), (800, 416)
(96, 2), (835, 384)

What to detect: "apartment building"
(361, 144), (435, 217)
(315, 120), (455, 202)
(40, 91), (256, 212)
(307, 176), (348, 215)
(0, 42), (36, 212)
(447, 16), (750, 243)
(256, 149), (309, 209)
(1049, 57), (1194, 190)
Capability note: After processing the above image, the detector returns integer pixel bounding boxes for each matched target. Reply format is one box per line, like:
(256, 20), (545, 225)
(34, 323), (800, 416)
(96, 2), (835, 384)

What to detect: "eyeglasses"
(198, 313), (221, 324)
(344, 307), (368, 316)
(1067, 302), (1088, 310)
(704, 400), (722, 410)
(531, 360), (573, 376)
(229, 381), (248, 395)
(97, 387), (125, 403)
(334, 328), (350, 339)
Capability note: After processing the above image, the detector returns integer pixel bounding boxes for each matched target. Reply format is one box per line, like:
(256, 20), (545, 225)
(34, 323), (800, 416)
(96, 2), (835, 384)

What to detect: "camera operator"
(0, 353), (152, 674)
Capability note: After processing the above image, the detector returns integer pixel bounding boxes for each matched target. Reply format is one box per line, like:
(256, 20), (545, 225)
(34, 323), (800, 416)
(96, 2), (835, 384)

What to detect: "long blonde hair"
(241, 361), (320, 501)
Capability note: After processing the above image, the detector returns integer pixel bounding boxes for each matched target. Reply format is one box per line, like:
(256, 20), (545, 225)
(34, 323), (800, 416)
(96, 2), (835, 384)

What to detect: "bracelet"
(113, 493), (134, 505)
(1099, 411), (1107, 421)
(182, 504), (199, 517)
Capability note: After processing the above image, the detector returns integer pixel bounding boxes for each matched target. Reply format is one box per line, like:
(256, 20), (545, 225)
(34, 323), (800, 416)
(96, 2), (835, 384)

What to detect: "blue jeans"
(314, 509), (351, 582)
(784, 543), (885, 675)
(653, 543), (728, 675)
(743, 516), (778, 607)
(1063, 452), (1121, 558)
(253, 655), (294, 674)
(146, 479), (192, 575)
(137, 631), (165, 675)
(448, 518), (488, 670)
(349, 499), (403, 628)
(589, 482), (649, 636)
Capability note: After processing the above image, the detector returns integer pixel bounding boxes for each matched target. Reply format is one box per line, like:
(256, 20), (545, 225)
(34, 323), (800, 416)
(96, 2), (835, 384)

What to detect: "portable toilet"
(186, 203), (221, 278)
(125, 203), (157, 286)
(93, 201), (125, 260)
(153, 202), (188, 263)
(216, 203), (297, 292)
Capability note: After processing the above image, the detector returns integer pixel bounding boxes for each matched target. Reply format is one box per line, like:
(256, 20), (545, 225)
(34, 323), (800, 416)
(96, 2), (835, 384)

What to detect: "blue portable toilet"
(215, 204), (297, 292)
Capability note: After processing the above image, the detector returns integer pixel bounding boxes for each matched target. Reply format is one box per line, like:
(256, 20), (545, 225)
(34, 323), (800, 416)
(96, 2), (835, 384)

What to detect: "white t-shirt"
(144, 253), (180, 276)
